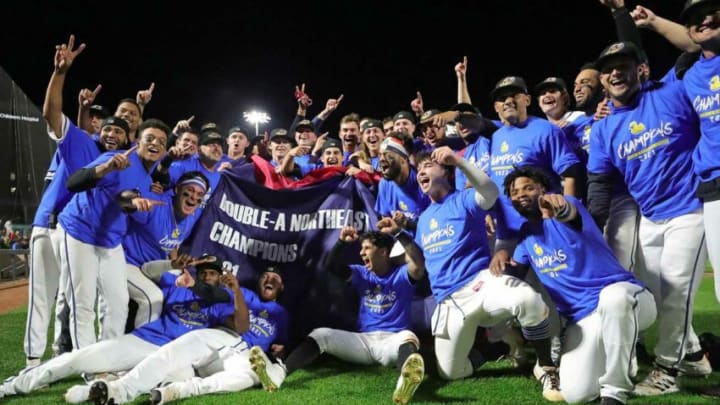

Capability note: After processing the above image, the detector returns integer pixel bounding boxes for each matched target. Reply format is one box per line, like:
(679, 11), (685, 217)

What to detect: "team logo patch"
(430, 218), (438, 230)
(710, 75), (720, 92)
(260, 310), (269, 319)
(500, 141), (510, 153)
(629, 121), (646, 135)
(584, 125), (591, 137)
(533, 244), (544, 255)
(172, 227), (180, 239)
(607, 42), (624, 54)
(190, 301), (200, 312)
(399, 201), (408, 211)
(500, 77), (516, 86)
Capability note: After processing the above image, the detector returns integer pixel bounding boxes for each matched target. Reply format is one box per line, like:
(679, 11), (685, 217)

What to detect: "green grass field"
(1, 276), (719, 404)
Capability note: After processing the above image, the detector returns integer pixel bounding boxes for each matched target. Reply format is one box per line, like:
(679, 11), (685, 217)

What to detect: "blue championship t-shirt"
(513, 197), (642, 324)
(587, 80), (702, 220)
(350, 263), (415, 333)
(239, 289), (288, 352)
(684, 53), (720, 182)
(132, 272), (235, 346)
(455, 136), (491, 190)
(375, 168), (430, 222)
(416, 188), (491, 301)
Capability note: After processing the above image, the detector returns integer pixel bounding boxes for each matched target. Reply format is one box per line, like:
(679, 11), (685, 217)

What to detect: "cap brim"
(490, 85), (527, 100)
(534, 83), (566, 96)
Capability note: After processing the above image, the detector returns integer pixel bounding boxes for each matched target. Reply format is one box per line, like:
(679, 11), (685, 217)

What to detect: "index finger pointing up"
(123, 144), (139, 157)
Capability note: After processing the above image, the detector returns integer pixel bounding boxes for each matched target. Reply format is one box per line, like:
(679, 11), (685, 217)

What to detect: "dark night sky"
(3, 0), (686, 135)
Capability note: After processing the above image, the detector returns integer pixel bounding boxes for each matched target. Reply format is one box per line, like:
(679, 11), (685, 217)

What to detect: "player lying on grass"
(249, 224), (426, 405)
(84, 268), (287, 405)
(503, 166), (657, 405)
(0, 254), (237, 401)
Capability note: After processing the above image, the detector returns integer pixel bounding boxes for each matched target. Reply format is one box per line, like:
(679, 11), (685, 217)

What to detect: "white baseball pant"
(24, 226), (63, 359)
(703, 200), (720, 303)
(310, 328), (419, 366)
(150, 347), (261, 401)
(636, 210), (707, 368)
(2, 334), (158, 395)
(126, 264), (163, 328)
(559, 282), (656, 403)
(431, 271), (548, 380)
(57, 225), (128, 349)
(605, 194), (642, 273)
(107, 328), (239, 403)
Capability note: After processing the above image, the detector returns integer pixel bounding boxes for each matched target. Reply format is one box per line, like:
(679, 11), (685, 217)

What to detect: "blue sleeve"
(512, 239), (530, 265)
(59, 123), (101, 173)
(545, 126), (581, 175)
(374, 182), (390, 217)
(168, 162), (186, 186)
(586, 124), (613, 174)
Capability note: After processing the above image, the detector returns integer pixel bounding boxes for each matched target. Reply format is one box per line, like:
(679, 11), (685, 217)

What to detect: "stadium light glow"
(243, 110), (271, 137)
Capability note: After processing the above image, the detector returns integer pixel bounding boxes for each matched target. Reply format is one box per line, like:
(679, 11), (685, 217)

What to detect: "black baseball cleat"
(150, 388), (162, 405)
(88, 380), (116, 405)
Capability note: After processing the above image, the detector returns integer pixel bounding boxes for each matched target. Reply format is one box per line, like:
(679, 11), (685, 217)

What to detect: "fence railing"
(0, 249), (29, 282)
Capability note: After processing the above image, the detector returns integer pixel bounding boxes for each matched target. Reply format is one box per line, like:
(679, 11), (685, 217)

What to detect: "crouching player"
(504, 166), (657, 405)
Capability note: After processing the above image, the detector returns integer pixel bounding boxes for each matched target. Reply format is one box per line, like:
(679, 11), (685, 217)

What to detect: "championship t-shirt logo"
(172, 227), (180, 239)
(260, 310), (269, 319)
(429, 218), (438, 230)
(399, 201), (408, 211)
(629, 121), (646, 135)
(533, 243), (543, 255)
(502, 141), (512, 153)
(190, 301), (200, 312)
(710, 75), (720, 92)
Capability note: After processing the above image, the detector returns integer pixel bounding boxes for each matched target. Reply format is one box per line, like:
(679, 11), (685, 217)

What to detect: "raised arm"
(43, 34), (86, 139)
(432, 146), (499, 210)
(455, 56), (472, 104)
(377, 218), (425, 281)
(631, 5), (700, 52)
(221, 271), (249, 333)
(324, 226), (356, 282)
(77, 84), (102, 134)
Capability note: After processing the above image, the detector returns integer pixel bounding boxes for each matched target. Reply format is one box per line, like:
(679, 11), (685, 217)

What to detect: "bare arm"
(631, 5), (700, 52)
(455, 56), (472, 104)
(221, 273), (250, 333)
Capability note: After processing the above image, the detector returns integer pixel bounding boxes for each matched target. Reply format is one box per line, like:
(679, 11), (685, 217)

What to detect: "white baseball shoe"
(393, 353), (424, 405)
(676, 354), (712, 377)
(249, 346), (286, 392)
(150, 384), (181, 405)
(633, 366), (679, 396)
(537, 366), (563, 402)
(64, 384), (90, 404)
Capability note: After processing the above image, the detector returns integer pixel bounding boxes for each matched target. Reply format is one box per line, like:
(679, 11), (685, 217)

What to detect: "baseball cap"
(295, 119), (314, 132)
(680, 0), (720, 25)
(393, 111), (416, 124)
(269, 128), (294, 144)
(321, 138), (342, 152)
(227, 126), (251, 138)
(200, 122), (220, 134)
(594, 42), (643, 72)
(534, 77), (568, 95)
(449, 103), (481, 115)
(195, 254), (223, 274)
(490, 76), (528, 101)
(419, 109), (442, 124)
(101, 116), (130, 135)
(200, 131), (224, 146)
(89, 104), (110, 119)
(361, 119), (383, 131)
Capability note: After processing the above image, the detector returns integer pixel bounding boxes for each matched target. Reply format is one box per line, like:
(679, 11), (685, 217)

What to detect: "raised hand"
(131, 197), (165, 212)
(324, 94), (344, 113)
(594, 97), (611, 121)
(598, 0), (625, 11)
(339, 226), (359, 242)
(220, 268), (240, 291)
(431, 146), (459, 166)
(136, 82), (155, 107)
(173, 115), (195, 134)
(391, 211), (409, 229)
(54, 34), (86, 74)
(175, 268), (196, 288)
(170, 253), (195, 270)
(410, 91), (424, 115)
(630, 5), (656, 28)
(294, 83), (312, 108)
(311, 132), (329, 155)
(377, 217), (401, 235)
(538, 194), (568, 217)
(102, 145), (138, 173)
(78, 84), (102, 108)
(455, 56), (468, 78)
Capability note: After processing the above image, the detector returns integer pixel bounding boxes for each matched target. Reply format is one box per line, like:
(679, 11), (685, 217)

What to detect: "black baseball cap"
(361, 119), (383, 131)
(89, 104), (110, 119)
(269, 128), (294, 144)
(534, 77), (568, 95)
(419, 109), (442, 124)
(490, 76), (528, 101)
(295, 119), (314, 132)
(227, 126), (251, 138)
(101, 116), (130, 135)
(393, 111), (416, 124)
(321, 138), (342, 152)
(594, 42), (643, 72)
(680, 0), (720, 25)
(200, 131), (224, 146)
(195, 254), (223, 274)
(201, 122), (220, 134)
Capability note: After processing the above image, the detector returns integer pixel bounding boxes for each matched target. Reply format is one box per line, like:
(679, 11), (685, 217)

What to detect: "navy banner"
(183, 167), (378, 345)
